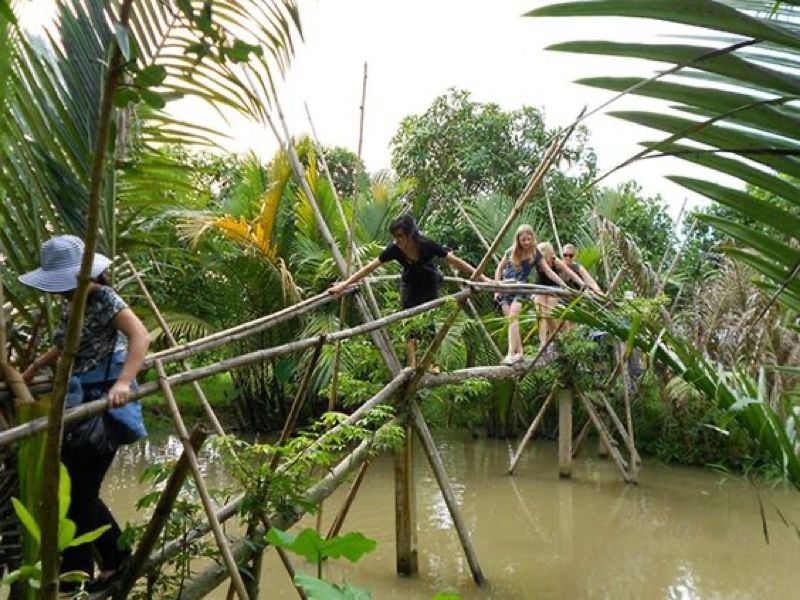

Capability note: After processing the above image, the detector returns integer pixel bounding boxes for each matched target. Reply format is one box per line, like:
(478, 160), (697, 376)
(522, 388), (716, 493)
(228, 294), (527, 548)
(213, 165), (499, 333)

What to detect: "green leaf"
(58, 518), (77, 551)
(134, 65), (167, 88)
(432, 594), (461, 600)
(197, 1), (215, 38)
(267, 527), (322, 562)
(58, 463), (70, 521)
(140, 89), (167, 110)
(668, 176), (800, 239)
(294, 575), (373, 600)
(176, 0), (194, 20)
(527, 0), (800, 52)
(0, 0), (17, 24)
(114, 87), (140, 107)
(320, 532), (377, 563)
(224, 39), (263, 63)
(12, 498), (40, 544)
(115, 23), (131, 62)
(59, 570), (91, 583)
(68, 524), (111, 548)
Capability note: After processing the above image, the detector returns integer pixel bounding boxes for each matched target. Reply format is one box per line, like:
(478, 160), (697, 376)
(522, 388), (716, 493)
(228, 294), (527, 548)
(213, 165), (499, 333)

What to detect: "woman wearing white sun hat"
(19, 234), (149, 591)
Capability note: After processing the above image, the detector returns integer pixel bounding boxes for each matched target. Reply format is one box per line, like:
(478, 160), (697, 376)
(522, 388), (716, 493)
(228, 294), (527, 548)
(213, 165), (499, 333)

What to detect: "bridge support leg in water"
(394, 420), (418, 576)
(411, 400), (486, 585)
(558, 388), (573, 478)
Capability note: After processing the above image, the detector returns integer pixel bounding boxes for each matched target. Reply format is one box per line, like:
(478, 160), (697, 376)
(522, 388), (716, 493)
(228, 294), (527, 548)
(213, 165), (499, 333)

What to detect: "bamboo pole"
(271, 338), (326, 470)
(410, 399), (484, 584)
(125, 255), (224, 435)
(571, 419), (591, 458)
(591, 389), (641, 467)
(558, 388), (573, 478)
(303, 103), (383, 324)
(544, 180), (563, 256)
(268, 94), (402, 375)
(112, 426), (209, 600)
(507, 383), (558, 475)
(327, 459), (371, 540)
(393, 420), (417, 575)
(617, 345), (639, 481)
(40, 3), (135, 595)
(578, 392), (632, 483)
(155, 360), (250, 600)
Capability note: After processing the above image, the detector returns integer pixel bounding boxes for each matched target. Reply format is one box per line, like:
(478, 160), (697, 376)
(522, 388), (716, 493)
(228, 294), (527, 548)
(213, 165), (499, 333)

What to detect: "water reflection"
(103, 432), (800, 599)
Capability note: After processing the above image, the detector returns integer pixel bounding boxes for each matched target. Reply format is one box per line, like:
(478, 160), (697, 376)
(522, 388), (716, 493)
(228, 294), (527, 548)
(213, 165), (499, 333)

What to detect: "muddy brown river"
(105, 432), (800, 599)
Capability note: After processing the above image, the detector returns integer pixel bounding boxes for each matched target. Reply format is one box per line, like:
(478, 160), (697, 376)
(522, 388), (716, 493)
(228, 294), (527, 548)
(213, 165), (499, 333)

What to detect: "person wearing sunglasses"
(561, 244), (604, 295)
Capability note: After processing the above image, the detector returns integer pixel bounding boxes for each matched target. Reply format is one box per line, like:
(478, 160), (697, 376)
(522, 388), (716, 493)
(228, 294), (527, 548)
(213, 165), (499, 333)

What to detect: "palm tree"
(528, 0), (800, 310)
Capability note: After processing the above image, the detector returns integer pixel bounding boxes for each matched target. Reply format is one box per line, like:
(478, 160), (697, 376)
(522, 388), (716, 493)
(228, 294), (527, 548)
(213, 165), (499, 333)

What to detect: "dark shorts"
(496, 293), (528, 307)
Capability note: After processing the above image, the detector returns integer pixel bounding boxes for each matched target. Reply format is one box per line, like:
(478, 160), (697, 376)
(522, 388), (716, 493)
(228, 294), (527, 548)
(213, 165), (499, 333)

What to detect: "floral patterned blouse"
(54, 286), (129, 373)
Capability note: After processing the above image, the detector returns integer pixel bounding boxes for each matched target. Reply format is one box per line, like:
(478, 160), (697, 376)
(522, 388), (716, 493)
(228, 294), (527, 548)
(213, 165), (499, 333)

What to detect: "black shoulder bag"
(63, 355), (120, 455)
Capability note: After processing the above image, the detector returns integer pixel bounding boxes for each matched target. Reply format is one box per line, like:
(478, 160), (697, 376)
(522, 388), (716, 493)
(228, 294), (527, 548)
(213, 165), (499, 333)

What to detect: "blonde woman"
(494, 224), (536, 364)
(534, 241), (584, 346)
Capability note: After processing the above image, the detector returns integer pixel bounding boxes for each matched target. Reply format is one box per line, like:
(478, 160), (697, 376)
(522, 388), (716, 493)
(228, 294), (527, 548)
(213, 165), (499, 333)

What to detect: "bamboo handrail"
(0, 290), (466, 447)
(144, 291), (338, 367)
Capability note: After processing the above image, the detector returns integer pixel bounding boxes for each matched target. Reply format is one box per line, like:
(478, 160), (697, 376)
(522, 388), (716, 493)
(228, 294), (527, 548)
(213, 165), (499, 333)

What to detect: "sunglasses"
(564, 253), (575, 258)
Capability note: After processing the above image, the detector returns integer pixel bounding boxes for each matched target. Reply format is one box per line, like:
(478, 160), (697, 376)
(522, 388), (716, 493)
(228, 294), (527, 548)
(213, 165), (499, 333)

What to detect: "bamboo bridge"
(0, 112), (642, 599)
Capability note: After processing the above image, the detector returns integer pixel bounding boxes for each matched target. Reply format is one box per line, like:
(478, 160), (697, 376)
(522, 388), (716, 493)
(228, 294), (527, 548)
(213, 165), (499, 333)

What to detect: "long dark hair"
(389, 214), (421, 242)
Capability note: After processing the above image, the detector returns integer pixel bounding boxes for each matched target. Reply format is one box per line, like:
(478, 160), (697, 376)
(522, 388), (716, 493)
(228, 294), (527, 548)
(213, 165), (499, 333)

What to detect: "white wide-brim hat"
(18, 235), (112, 293)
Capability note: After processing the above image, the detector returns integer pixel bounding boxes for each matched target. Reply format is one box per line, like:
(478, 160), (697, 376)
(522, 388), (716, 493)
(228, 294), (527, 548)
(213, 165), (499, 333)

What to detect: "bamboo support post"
(571, 419), (591, 458)
(393, 421), (417, 575)
(271, 338), (326, 470)
(155, 360), (250, 600)
(508, 383), (558, 475)
(558, 388), (573, 478)
(592, 390), (641, 467)
(578, 392), (632, 483)
(618, 345), (639, 480)
(113, 426), (209, 599)
(125, 256), (224, 435)
(410, 400), (484, 585)
(327, 459), (371, 541)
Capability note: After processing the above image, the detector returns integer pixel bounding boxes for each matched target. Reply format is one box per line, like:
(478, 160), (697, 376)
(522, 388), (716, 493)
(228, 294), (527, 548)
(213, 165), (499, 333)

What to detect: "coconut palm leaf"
(528, 0), (800, 310)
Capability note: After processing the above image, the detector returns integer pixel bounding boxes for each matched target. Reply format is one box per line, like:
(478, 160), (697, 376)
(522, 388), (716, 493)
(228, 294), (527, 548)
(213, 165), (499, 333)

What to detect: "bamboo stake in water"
(508, 382), (558, 475)
(113, 426), (209, 600)
(155, 360), (250, 600)
(410, 399), (484, 584)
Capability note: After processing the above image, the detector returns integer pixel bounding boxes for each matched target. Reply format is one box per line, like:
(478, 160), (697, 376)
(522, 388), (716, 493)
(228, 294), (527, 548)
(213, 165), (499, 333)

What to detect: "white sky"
(20, 0), (734, 220)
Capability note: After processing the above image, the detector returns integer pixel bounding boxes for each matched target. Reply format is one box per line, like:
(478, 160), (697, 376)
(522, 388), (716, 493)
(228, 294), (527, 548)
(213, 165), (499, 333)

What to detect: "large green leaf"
(668, 176), (800, 238)
(548, 41), (800, 96)
(529, 1), (800, 50)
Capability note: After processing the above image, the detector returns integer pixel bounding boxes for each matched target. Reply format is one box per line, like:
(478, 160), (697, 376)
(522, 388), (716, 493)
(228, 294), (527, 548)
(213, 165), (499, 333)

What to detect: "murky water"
(105, 432), (800, 599)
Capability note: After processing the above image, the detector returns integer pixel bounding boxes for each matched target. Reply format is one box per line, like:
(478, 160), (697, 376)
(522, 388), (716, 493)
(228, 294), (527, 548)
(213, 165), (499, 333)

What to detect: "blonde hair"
(508, 224), (536, 269)
(537, 241), (555, 261)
